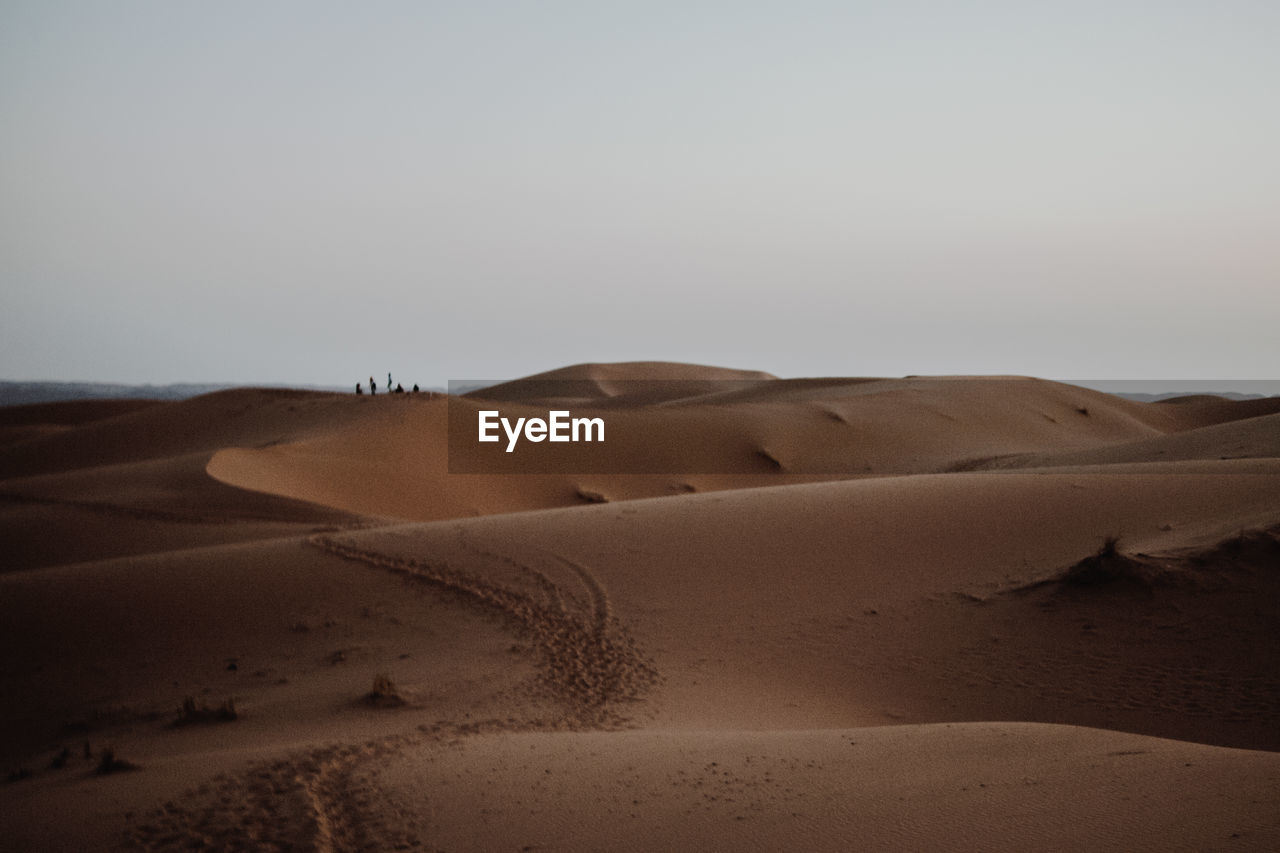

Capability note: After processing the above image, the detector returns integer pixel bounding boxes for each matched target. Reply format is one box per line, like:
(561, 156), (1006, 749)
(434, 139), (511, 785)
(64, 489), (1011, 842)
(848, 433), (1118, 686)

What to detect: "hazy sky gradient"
(3, 1), (1277, 385)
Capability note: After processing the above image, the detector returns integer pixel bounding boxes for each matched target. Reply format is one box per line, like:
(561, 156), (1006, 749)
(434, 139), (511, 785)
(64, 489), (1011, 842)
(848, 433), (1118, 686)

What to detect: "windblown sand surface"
(2, 363), (1278, 851)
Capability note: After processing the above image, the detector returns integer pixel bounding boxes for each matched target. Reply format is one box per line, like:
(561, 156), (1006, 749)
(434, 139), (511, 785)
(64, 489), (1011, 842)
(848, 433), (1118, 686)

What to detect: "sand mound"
(0, 398), (165, 428)
(112, 724), (1280, 852)
(1154, 393), (1280, 426)
(307, 463), (1280, 747)
(467, 360), (777, 406)
(1015, 525), (1280, 592)
(205, 373), (1278, 522)
(953, 411), (1280, 470)
(373, 725), (1280, 852)
(0, 388), (366, 480)
(0, 400), (168, 450)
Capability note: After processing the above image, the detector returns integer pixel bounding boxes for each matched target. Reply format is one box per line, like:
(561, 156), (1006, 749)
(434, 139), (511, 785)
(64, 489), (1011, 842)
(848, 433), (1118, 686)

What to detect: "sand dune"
(0, 398), (167, 430)
(952, 411), (1280, 470)
(202, 373), (1276, 522)
(1153, 393), (1280, 426)
(2, 364), (1277, 850)
(0, 399), (166, 454)
(466, 360), (778, 406)
(0, 389), (369, 480)
(306, 465), (1280, 746)
(377, 725), (1280, 852)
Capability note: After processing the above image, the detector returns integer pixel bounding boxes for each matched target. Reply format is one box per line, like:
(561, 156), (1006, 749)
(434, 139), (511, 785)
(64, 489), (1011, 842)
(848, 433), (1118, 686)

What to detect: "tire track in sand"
(307, 533), (657, 725)
(125, 719), (588, 852)
(454, 534), (612, 638)
(545, 549), (613, 640)
(126, 735), (417, 852)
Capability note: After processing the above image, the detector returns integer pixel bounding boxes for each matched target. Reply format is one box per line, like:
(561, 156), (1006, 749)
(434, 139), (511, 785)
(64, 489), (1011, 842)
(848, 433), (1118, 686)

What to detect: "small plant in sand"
(175, 696), (238, 725)
(95, 747), (140, 775)
(366, 672), (406, 707)
(1062, 535), (1130, 586)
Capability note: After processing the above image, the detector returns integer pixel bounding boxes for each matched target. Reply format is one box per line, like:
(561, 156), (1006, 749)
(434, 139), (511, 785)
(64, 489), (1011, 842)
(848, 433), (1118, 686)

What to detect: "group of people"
(356, 372), (419, 395)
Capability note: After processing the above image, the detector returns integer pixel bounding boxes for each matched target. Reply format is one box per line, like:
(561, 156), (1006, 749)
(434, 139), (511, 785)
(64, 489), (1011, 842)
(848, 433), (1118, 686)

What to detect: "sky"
(2, 1), (1277, 386)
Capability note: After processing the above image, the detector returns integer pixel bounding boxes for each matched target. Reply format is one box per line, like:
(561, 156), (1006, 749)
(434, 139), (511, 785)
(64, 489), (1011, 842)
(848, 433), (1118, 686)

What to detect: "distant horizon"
(3, 372), (1279, 403)
(4, 372), (1280, 389)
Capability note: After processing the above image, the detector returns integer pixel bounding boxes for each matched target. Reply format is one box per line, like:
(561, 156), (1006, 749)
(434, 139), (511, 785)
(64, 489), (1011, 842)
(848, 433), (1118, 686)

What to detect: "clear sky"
(2, 1), (1277, 386)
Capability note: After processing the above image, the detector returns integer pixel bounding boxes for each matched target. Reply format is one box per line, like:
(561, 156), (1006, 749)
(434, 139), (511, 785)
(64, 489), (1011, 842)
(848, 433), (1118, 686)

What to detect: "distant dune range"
(1, 363), (1278, 851)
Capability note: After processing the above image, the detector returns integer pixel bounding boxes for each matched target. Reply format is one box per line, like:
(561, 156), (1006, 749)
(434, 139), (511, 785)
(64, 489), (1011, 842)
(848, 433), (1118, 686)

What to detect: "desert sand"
(1, 363), (1278, 851)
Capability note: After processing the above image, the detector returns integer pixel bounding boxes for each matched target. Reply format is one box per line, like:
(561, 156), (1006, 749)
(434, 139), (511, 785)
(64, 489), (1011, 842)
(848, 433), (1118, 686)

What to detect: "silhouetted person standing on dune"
(370, 376), (377, 395)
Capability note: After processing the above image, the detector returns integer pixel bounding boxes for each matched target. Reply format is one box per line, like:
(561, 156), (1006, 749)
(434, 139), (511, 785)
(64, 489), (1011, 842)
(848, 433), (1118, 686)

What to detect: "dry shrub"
(95, 747), (139, 775)
(367, 673), (406, 707)
(175, 696), (238, 726)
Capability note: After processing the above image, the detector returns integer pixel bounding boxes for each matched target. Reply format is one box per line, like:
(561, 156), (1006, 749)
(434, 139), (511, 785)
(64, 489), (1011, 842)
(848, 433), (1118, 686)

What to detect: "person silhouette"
(412, 384), (419, 393)
(395, 383), (404, 393)
(356, 382), (363, 395)
(387, 372), (392, 391)
(370, 376), (377, 395)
